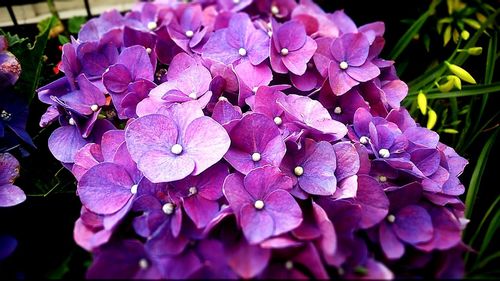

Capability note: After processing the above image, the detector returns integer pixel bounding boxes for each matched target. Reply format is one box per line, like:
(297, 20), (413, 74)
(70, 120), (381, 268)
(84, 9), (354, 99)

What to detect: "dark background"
(0, 0), (497, 279)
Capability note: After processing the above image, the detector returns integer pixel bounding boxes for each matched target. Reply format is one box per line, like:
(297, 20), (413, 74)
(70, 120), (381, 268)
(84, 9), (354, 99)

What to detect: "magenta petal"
(72, 143), (103, 181)
(328, 63), (359, 96)
(125, 114), (178, 163)
(276, 20), (307, 51)
(393, 205), (434, 244)
(0, 184), (26, 207)
(298, 141), (337, 196)
(100, 130), (125, 162)
(356, 175), (389, 229)
(383, 80), (407, 108)
(240, 203), (275, 244)
(0, 153), (19, 184)
(183, 196), (219, 229)
(282, 38), (317, 75)
(138, 150), (195, 183)
(331, 33), (370, 66)
(417, 205), (461, 251)
(48, 126), (88, 163)
(183, 116), (231, 175)
(78, 162), (134, 214)
(103, 64), (132, 93)
(379, 222), (405, 259)
(243, 166), (293, 200)
(222, 173), (250, 218)
(227, 239), (271, 279)
(313, 37), (334, 77)
(345, 61), (380, 82)
(265, 189), (303, 235)
(333, 141), (360, 181)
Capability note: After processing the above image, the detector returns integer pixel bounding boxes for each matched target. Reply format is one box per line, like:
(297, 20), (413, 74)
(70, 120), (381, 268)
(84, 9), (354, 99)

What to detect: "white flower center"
(379, 148), (390, 158)
(146, 47), (152, 54)
(130, 184), (138, 194)
(90, 104), (99, 112)
(188, 186), (198, 196)
(185, 30), (194, 38)
(378, 175), (387, 182)
(188, 92), (197, 99)
(68, 118), (76, 126)
(339, 61), (349, 70)
(171, 144), (183, 155)
(238, 48), (247, 56)
(267, 31), (273, 37)
(139, 258), (149, 269)
(285, 260), (293, 270)
(280, 48), (289, 56)
(273, 116), (282, 125)
(333, 106), (342, 114)
(251, 152), (261, 162)
(359, 136), (369, 144)
(233, 0), (240, 3)
(162, 202), (175, 215)
(218, 96), (228, 101)
(387, 214), (396, 223)
(252, 86), (259, 93)
(147, 21), (157, 30)
(0, 110), (11, 121)
(294, 166), (304, 176)
(271, 5), (280, 15)
(254, 200), (265, 209)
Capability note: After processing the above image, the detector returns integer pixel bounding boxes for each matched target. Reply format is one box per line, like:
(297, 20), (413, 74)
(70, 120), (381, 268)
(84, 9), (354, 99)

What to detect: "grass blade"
(464, 128), (499, 219)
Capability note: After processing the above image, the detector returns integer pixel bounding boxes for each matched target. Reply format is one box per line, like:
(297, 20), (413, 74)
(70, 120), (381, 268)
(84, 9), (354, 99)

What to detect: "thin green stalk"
(464, 128), (499, 219)
(406, 82), (500, 99)
(388, 0), (442, 61)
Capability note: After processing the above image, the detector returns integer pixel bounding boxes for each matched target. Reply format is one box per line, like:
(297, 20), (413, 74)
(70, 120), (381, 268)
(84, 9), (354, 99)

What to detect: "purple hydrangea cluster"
(37, 0), (469, 279)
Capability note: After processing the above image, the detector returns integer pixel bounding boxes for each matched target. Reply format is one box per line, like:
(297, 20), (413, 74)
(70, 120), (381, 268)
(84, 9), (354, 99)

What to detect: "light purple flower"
(202, 13), (270, 66)
(270, 19), (317, 75)
(0, 153), (25, 207)
(126, 102), (230, 182)
(223, 166), (302, 244)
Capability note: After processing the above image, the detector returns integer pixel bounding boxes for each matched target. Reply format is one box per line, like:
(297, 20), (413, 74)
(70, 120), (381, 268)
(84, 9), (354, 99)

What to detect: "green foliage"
(0, 16), (55, 102)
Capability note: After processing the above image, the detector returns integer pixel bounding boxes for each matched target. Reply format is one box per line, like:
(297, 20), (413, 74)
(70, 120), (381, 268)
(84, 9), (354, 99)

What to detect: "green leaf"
(467, 196), (500, 253)
(8, 16), (55, 102)
(465, 128), (499, 219)
(388, 0), (442, 60)
(68, 16), (87, 34)
(58, 34), (69, 45)
(407, 82), (500, 99)
(477, 207), (500, 262)
(0, 31), (28, 47)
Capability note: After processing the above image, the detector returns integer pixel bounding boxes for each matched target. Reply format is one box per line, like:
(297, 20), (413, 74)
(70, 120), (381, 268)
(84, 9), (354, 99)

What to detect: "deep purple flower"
(223, 166), (302, 244)
(0, 234), (17, 260)
(168, 4), (208, 53)
(102, 45), (155, 119)
(224, 113), (286, 175)
(355, 175), (390, 229)
(86, 239), (163, 279)
(234, 61), (272, 106)
(319, 86), (370, 124)
(1, 90), (35, 149)
(0, 153), (25, 207)
(126, 102), (230, 182)
(256, 0), (297, 18)
(170, 163), (229, 228)
(202, 13), (270, 66)
(270, 19), (317, 75)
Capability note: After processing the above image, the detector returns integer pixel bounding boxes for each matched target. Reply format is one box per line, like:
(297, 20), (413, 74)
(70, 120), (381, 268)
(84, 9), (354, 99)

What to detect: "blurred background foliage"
(0, 0), (498, 279)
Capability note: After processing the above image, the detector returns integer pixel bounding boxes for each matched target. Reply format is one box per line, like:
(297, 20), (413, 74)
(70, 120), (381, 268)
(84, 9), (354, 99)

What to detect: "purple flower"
(168, 4), (208, 53)
(256, 0), (297, 18)
(224, 113), (286, 175)
(314, 33), (380, 96)
(223, 166), (302, 244)
(319, 86), (370, 124)
(355, 175), (389, 229)
(281, 138), (337, 197)
(277, 94), (348, 142)
(170, 163), (229, 228)
(102, 45), (155, 119)
(125, 102), (230, 182)
(234, 61), (272, 106)
(0, 234), (17, 260)
(0, 36), (21, 87)
(0, 153), (25, 207)
(1, 90), (35, 149)
(378, 182), (434, 259)
(270, 19), (317, 75)
(202, 13), (270, 66)
(86, 239), (162, 279)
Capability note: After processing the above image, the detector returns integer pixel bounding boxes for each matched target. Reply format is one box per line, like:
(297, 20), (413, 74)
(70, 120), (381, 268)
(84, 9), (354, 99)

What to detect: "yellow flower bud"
(466, 47), (483, 56)
(427, 109), (437, 129)
(443, 128), (459, 134)
(437, 77), (455, 92)
(461, 30), (470, 40)
(417, 91), (427, 115)
(445, 61), (476, 84)
(463, 18), (481, 30)
(449, 75), (462, 90)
